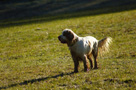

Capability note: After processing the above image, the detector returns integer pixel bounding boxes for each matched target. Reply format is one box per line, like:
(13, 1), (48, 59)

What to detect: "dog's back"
(69, 36), (98, 56)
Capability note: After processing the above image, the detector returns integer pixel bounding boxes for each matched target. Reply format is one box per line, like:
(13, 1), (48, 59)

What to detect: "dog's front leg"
(71, 52), (79, 73)
(73, 59), (79, 73)
(83, 55), (90, 72)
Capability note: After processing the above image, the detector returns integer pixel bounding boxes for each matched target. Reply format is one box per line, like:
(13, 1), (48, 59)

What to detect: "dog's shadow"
(0, 72), (74, 89)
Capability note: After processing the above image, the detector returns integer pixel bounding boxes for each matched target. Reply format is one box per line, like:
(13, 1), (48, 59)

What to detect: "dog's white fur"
(58, 29), (112, 73)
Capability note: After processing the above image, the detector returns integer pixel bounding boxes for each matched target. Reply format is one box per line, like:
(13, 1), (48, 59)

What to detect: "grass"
(0, 9), (136, 89)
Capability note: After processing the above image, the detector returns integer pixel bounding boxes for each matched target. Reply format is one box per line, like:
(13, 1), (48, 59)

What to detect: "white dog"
(58, 29), (112, 73)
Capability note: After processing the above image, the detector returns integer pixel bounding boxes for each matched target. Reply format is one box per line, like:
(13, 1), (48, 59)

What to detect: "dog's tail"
(98, 37), (112, 55)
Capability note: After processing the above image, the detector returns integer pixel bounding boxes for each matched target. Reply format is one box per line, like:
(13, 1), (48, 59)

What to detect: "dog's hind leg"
(83, 55), (90, 72)
(93, 43), (99, 69)
(87, 54), (93, 69)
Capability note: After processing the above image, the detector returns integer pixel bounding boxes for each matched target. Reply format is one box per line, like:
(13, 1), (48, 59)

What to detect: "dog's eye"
(63, 32), (67, 36)
(63, 31), (70, 36)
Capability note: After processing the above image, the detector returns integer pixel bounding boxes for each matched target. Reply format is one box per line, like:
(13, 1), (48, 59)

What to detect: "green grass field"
(0, 9), (136, 90)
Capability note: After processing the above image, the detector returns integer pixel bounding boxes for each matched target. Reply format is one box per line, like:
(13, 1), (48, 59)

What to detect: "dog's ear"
(63, 30), (74, 41)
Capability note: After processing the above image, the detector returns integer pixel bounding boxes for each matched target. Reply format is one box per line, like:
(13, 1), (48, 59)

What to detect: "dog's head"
(58, 29), (78, 46)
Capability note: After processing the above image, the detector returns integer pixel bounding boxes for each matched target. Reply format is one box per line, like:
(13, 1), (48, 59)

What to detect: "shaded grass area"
(1, 0), (136, 20)
(0, 72), (74, 89)
(1, 0), (136, 28)
(0, 9), (136, 89)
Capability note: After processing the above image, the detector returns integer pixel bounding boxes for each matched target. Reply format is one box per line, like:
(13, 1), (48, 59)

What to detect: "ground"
(0, 9), (136, 89)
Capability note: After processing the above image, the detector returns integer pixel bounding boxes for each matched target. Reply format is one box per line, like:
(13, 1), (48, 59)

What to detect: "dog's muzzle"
(58, 35), (67, 43)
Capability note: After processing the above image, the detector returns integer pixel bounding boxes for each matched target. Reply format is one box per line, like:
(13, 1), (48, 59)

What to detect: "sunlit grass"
(0, 10), (136, 89)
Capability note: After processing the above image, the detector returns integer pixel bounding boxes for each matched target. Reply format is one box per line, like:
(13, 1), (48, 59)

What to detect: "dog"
(58, 29), (112, 73)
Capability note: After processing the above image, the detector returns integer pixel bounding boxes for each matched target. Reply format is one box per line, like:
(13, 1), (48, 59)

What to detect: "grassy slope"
(0, 10), (136, 89)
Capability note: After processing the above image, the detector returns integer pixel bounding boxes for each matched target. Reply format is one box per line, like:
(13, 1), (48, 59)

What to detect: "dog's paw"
(74, 70), (78, 73)
(84, 68), (90, 72)
(94, 67), (98, 69)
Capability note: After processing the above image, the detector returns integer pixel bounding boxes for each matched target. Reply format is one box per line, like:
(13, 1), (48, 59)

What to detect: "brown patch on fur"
(98, 37), (107, 47)
(63, 30), (74, 41)
(63, 30), (78, 47)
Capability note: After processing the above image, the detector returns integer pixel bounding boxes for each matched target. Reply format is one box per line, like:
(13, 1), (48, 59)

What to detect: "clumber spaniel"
(58, 29), (112, 73)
